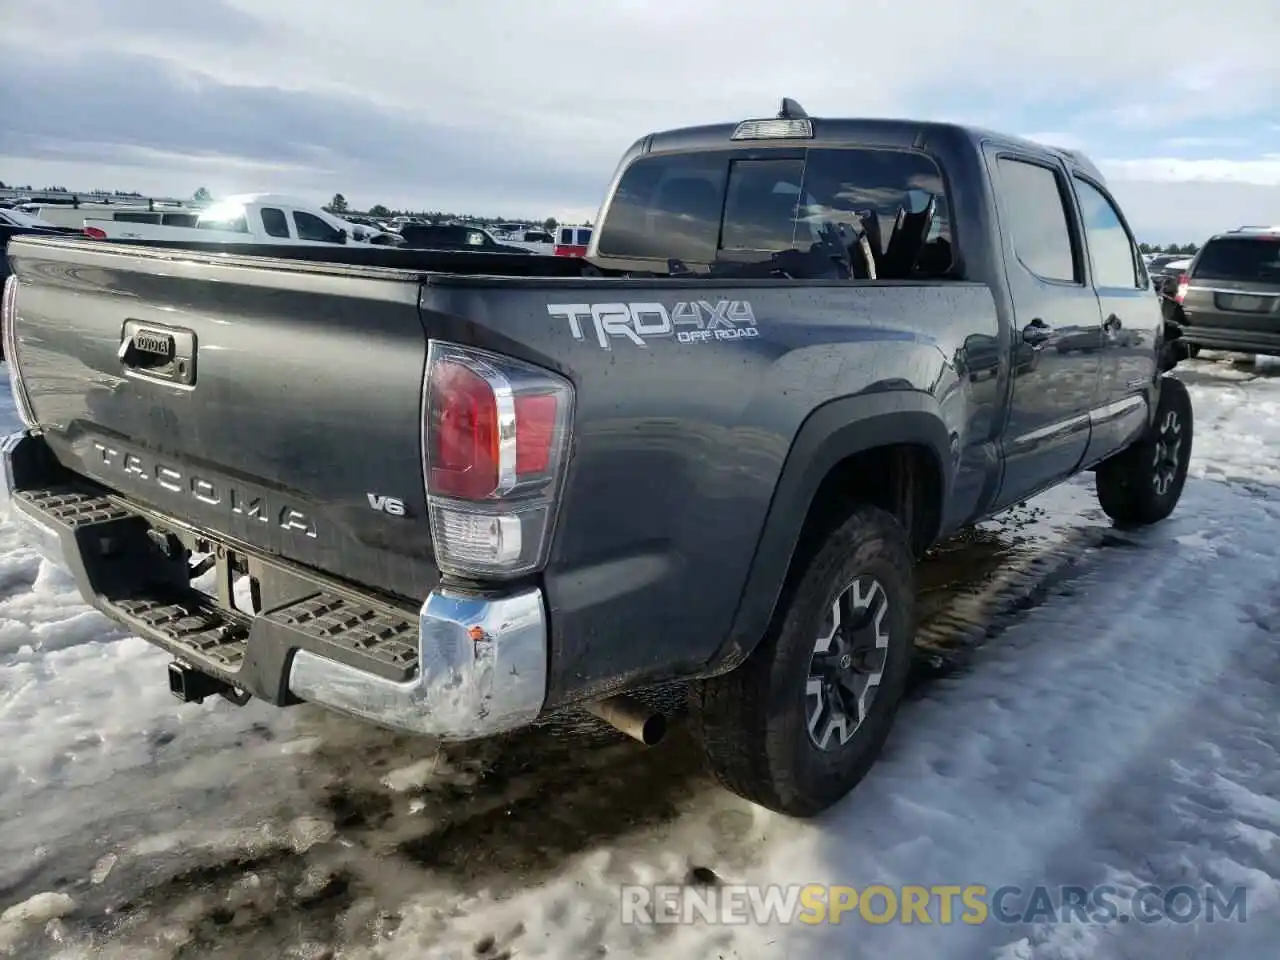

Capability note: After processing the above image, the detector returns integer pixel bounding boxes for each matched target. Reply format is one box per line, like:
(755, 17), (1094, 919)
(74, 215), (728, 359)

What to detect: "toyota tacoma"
(0, 101), (1192, 816)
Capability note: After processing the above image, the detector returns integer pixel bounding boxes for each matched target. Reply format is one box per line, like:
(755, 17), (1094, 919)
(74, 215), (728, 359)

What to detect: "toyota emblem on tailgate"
(131, 330), (174, 358)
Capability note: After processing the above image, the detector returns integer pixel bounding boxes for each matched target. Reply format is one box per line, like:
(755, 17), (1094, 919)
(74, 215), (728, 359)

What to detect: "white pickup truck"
(83, 194), (401, 246)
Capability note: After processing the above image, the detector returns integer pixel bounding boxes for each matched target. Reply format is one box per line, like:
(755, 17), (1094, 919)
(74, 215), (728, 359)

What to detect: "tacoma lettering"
(90, 441), (316, 538)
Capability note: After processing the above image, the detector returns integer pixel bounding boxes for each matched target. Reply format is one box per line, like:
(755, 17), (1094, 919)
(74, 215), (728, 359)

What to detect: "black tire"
(690, 505), (916, 817)
(1095, 376), (1193, 527)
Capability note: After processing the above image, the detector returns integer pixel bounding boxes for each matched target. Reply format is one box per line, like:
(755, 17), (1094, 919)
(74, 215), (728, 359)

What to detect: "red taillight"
(426, 361), (564, 500)
(83, 226), (107, 239)
(423, 342), (573, 578)
(514, 394), (557, 474)
(1174, 273), (1189, 304)
(429, 360), (500, 500)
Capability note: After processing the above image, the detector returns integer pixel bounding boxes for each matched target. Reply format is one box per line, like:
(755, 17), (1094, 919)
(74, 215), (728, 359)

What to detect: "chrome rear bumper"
(287, 586), (548, 739)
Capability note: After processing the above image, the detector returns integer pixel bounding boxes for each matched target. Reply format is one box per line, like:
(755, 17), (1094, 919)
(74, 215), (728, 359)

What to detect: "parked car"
(1173, 227), (1280, 357)
(0, 208), (59, 230)
(84, 194), (398, 246)
(0, 100), (1191, 817)
(21, 201), (201, 230)
(398, 223), (531, 253)
(1153, 256), (1192, 280)
(553, 224), (593, 257)
(503, 229), (556, 255)
(1145, 253), (1186, 276)
(342, 215), (406, 244)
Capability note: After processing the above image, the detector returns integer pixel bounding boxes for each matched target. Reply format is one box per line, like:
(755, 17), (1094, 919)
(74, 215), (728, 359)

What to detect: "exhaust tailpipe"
(585, 694), (666, 746)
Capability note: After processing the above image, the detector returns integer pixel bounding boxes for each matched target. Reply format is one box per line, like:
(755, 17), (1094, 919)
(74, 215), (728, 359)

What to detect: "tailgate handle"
(119, 321), (197, 386)
(119, 330), (175, 368)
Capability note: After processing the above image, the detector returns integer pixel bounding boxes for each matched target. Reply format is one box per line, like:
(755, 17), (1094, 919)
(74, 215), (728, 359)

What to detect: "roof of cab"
(638, 101), (1107, 184)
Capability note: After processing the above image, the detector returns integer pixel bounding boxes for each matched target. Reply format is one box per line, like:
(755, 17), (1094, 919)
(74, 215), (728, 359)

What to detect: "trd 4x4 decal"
(547, 300), (759, 349)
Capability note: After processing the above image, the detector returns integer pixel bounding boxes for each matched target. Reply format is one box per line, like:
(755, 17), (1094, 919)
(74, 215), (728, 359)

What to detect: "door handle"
(1021, 319), (1052, 346)
(1103, 314), (1122, 334)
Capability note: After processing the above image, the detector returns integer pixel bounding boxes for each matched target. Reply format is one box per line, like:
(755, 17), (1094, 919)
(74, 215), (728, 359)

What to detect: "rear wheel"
(690, 506), (915, 816)
(1095, 376), (1193, 527)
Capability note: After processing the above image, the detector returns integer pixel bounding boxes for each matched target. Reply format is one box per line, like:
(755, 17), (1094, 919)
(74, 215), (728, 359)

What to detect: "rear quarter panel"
(420, 276), (1001, 705)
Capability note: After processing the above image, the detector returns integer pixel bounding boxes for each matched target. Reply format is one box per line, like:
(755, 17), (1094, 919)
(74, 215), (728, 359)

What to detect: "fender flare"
(712, 391), (954, 672)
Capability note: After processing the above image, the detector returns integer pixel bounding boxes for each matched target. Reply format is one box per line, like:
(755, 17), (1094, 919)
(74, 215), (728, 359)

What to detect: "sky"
(1, 0), (1278, 243)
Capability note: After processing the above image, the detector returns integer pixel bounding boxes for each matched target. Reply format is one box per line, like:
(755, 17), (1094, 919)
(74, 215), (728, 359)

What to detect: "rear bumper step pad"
(5, 480), (420, 702)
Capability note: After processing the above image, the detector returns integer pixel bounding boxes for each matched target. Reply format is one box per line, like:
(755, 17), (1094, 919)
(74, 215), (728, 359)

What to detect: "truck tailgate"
(5, 237), (438, 601)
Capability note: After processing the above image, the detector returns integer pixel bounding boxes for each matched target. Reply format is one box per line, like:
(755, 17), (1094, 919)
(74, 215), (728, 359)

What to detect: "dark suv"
(1175, 228), (1280, 356)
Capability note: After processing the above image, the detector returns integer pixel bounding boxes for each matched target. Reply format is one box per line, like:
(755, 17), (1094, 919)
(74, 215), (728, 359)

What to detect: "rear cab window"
(1192, 236), (1280, 283)
(595, 146), (954, 277)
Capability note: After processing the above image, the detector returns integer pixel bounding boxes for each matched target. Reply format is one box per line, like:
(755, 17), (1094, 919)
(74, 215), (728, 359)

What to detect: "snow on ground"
(0, 355), (1278, 959)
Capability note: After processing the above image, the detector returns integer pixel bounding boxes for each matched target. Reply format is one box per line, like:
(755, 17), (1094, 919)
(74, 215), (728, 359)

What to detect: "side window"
(293, 211), (339, 242)
(577, 228), (592, 245)
(995, 157), (1079, 283)
(196, 214), (249, 233)
(115, 212), (161, 224)
(260, 207), (290, 238)
(1072, 178), (1142, 289)
(559, 228), (573, 244)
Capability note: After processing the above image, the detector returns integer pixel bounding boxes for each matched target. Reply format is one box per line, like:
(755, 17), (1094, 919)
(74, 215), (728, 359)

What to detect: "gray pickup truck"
(0, 100), (1192, 817)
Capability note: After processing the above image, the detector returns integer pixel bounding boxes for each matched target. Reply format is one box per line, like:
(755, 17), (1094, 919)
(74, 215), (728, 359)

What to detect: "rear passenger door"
(986, 150), (1104, 510)
(1071, 176), (1160, 465)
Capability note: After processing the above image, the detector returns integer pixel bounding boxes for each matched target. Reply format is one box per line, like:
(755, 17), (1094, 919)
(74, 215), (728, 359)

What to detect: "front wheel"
(1095, 376), (1193, 527)
(690, 506), (916, 817)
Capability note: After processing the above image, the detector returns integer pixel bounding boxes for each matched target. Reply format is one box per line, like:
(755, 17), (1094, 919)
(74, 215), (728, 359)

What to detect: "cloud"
(1102, 156), (1280, 187)
(1158, 136), (1253, 151)
(25, 0), (266, 42)
(1021, 132), (1090, 151)
(1105, 180), (1280, 243)
(0, 44), (612, 218)
(1, 0), (1278, 236)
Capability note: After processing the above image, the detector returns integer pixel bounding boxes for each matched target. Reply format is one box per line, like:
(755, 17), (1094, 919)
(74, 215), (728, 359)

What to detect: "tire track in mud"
(0, 490), (1151, 959)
